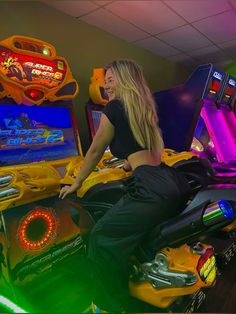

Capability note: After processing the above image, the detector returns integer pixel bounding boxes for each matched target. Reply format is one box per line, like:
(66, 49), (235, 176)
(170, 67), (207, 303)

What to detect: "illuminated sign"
(0, 129), (63, 148)
(212, 71), (223, 80)
(229, 78), (236, 87)
(24, 61), (63, 81)
(0, 47), (66, 89)
(0, 105), (79, 167)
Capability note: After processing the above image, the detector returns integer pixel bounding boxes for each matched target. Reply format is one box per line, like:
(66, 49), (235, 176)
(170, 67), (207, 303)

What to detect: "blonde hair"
(104, 60), (164, 157)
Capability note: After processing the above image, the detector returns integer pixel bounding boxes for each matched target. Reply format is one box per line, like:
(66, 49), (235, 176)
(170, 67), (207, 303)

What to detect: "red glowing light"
(25, 88), (44, 101)
(212, 80), (220, 92)
(225, 86), (234, 97)
(18, 208), (57, 251)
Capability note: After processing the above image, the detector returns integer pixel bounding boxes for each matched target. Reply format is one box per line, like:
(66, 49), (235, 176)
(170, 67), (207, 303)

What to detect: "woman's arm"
(59, 114), (114, 199)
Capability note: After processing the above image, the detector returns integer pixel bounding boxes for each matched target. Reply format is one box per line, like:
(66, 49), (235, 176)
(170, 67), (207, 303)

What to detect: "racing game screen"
(0, 104), (79, 166)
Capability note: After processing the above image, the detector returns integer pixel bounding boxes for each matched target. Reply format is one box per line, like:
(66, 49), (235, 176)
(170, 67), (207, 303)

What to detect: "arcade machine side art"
(0, 35), (93, 309)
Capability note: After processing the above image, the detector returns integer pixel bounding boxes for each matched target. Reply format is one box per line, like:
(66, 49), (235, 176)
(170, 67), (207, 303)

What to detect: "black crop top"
(102, 99), (145, 159)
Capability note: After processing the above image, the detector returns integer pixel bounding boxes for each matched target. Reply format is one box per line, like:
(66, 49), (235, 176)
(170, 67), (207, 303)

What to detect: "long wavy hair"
(104, 59), (164, 157)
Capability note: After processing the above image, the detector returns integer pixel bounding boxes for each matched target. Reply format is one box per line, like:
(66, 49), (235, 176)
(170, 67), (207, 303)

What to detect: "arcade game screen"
(0, 104), (79, 166)
(90, 110), (102, 137)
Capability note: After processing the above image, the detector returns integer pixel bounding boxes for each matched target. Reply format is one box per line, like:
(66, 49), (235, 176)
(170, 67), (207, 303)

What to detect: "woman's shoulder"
(103, 99), (125, 125)
(104, 99), (124, 114)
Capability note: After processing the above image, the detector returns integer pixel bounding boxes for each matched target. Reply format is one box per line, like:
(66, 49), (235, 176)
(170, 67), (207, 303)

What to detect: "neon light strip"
(0, 295), (27, 313)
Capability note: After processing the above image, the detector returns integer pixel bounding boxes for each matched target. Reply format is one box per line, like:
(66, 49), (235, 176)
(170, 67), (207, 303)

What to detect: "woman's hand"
(123, 159), (132, 172)
(59, 181), (82, 199)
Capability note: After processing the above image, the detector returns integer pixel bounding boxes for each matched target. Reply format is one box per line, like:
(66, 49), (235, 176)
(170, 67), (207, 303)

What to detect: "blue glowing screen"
(0, 104), (79, 166)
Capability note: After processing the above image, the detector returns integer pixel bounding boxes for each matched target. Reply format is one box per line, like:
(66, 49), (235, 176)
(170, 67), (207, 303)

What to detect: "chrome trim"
(0, 186), (19, 199)
(0, 175), (13, 187)
(203, 200), (233, 226)
(103, 157), (121, 165)
(132, 252), (197, 288)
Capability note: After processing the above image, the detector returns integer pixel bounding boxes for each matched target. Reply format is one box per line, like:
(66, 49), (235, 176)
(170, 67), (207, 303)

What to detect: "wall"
(226, 60), (236, 78)
(0, 1), (192, 153)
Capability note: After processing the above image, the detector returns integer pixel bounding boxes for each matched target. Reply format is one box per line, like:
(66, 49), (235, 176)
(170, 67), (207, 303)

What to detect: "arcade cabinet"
(0, 35), (93, 312)
(0, 40), (233, 313)
(154, 64), (236, 176)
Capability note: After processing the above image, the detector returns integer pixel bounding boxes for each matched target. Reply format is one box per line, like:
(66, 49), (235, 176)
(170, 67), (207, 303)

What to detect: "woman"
(59, 60), (190, 313)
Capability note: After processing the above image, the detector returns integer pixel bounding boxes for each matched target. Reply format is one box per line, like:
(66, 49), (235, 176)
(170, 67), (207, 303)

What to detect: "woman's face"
(104, 68), (117, 101)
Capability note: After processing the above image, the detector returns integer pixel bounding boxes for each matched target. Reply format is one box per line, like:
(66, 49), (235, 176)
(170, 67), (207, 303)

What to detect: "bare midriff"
(127, 150), (161, 171)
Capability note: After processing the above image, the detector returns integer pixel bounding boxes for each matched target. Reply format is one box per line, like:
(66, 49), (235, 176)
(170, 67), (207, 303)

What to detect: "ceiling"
(42, 0), (236, 70)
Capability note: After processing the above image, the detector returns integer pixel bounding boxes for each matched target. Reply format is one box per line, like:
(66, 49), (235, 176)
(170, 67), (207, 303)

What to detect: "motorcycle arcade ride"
(0, 35), (95, 312)
(61, 68), (236, 313)
(62, 167), (236, 313)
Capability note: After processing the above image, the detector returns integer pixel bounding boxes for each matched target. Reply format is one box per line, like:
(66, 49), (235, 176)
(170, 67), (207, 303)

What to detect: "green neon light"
(0, 295), (28, 313)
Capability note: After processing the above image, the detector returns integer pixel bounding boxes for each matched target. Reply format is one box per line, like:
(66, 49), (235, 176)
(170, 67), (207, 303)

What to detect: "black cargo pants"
(87, 163), (190, 312)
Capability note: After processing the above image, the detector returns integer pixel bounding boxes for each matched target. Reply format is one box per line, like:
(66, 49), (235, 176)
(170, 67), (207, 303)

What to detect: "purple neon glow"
(215, 172), (236, 177)
(201, 99), (236, 164)
(221, 104), (236, 146)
